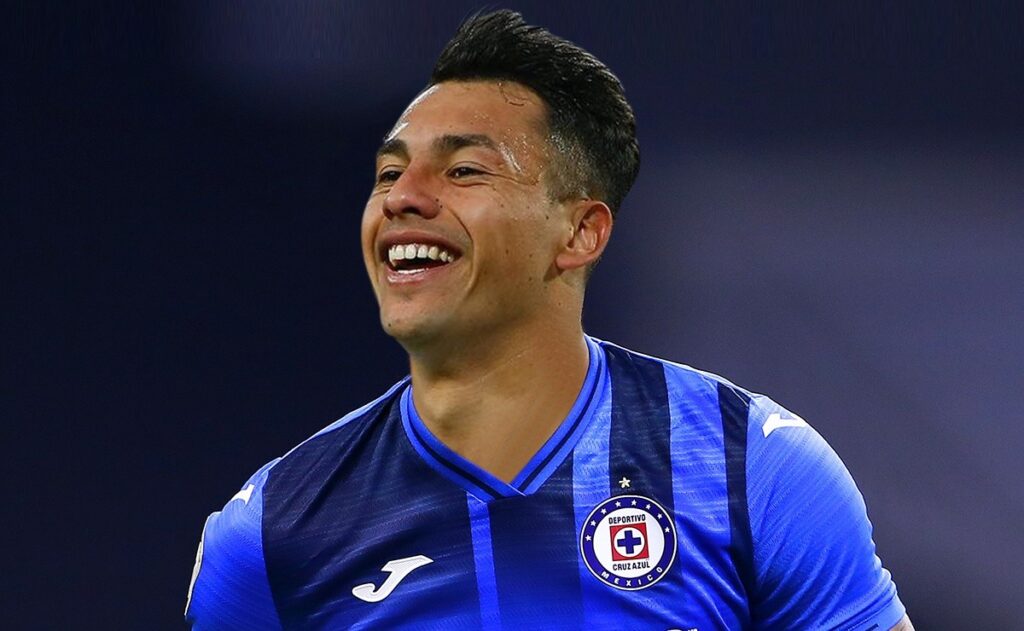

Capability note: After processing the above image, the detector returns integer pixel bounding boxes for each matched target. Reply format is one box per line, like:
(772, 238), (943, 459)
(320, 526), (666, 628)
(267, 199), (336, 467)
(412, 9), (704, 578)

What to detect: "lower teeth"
(395, 263), (447, 274)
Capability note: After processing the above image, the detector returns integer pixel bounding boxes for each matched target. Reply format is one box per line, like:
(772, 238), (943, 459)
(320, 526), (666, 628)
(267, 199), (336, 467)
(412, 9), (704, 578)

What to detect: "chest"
(264, 472), (747, 630)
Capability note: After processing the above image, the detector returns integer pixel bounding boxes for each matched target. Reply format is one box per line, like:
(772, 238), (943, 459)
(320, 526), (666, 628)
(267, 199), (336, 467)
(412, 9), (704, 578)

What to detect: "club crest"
(579, 494), (677, 590)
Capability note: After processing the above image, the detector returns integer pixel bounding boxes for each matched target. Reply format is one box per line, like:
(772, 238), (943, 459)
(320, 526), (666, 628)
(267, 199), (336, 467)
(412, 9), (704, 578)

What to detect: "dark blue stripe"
(488, 455), (582, 626)
(406, 415), (506, 500)
(719, 382), (756, 607)
(605, 345), (674, 511)
(263, 395), (482, 628)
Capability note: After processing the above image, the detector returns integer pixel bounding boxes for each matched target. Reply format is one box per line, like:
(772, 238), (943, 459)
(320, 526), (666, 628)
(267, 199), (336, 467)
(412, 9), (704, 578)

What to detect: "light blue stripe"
(467, 494), (501, 630)
(666, 362), (745, 628)
(571, 362), (615, 626)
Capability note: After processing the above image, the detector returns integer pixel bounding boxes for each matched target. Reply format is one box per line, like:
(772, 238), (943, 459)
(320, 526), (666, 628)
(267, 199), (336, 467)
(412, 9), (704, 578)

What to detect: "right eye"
(376, 169), (402, 184)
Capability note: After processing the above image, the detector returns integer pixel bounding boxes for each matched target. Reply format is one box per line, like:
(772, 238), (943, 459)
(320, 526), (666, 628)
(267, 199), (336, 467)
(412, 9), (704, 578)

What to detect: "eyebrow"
(434, 133), (499, 154)
(376, 137), (409, 161)
(376, 134), (501, 161)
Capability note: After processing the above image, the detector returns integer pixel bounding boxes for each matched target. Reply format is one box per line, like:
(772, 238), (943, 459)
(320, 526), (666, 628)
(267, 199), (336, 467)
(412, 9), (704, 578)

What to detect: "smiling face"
(361, 81), (575, 352)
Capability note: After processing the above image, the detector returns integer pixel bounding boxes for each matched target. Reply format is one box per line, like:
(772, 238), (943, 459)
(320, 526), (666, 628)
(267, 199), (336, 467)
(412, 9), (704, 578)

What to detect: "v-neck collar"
(400, 336), (607, 502)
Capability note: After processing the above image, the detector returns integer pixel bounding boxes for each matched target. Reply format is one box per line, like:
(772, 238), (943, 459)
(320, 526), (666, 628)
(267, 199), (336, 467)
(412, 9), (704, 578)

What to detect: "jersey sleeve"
(745, 396), (905, 630)
(185, 459), (282, 631)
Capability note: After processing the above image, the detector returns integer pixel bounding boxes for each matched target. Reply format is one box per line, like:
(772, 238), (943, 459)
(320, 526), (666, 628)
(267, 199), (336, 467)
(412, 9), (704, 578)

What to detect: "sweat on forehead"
(377, 134), (498, 161)
(387, 82), (548, 139)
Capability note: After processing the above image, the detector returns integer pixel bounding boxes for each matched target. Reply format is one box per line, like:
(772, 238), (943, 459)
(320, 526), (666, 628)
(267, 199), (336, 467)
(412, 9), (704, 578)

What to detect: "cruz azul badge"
(580, 494), (677, 590)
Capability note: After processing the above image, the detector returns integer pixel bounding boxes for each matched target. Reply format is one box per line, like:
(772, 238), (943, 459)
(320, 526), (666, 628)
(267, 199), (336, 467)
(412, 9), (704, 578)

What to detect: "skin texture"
(361, 80), (612, 481)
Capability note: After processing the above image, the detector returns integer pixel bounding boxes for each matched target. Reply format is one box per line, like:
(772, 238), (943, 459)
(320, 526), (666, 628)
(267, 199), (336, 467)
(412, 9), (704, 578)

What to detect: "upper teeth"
(388, 243), (455, 265)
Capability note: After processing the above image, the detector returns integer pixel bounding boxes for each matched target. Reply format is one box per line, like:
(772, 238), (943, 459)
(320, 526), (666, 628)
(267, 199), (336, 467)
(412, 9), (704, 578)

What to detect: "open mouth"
(384, 242), (460, 273)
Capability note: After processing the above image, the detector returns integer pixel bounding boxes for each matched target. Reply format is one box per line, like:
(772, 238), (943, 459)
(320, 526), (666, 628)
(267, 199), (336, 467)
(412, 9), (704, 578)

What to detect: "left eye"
(449, 166), (483, 178)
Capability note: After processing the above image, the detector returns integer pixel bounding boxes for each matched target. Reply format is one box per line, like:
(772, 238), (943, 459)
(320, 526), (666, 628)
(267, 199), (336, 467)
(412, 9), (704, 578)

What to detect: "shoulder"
(594, 337), (826, 443)
(184, 378), (408, 629)
(594, 337), (729, 403)
(212, 375), (409, 513)
(185, 459), (281, 629)
(254, 377), (408, 505)
(214, 376), (408, 512)
(592, 338), (905, 629)
(591, 340), (871, 529)
(288, 377), (410, 452)
(593, 337), (787, 434)
(741, 394), (906, 629)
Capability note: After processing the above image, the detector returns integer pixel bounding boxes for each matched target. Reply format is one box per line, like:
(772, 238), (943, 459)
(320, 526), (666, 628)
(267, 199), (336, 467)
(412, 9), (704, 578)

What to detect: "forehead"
(385, 81), (549, 150)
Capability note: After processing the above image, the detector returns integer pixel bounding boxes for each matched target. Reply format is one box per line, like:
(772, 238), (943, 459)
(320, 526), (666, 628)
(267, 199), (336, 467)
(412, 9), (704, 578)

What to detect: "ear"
(555, 199), (613, 272)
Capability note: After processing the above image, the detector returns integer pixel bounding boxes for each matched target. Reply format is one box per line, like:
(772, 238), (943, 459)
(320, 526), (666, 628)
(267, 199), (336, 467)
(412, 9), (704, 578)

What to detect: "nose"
(382, 167), (441, 220)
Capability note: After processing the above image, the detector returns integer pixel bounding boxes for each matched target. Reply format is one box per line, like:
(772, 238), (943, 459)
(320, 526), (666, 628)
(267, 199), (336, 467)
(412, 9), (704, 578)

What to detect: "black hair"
(430, 10), (639, 216)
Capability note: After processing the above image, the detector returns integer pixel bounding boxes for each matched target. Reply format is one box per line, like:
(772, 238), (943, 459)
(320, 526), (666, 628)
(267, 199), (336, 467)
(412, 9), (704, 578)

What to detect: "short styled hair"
(430, 10), (640, 217)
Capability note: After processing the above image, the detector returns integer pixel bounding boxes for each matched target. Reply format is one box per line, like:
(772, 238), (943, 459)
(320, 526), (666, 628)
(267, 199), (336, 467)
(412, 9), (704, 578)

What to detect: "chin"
(380, 310), (448, 347)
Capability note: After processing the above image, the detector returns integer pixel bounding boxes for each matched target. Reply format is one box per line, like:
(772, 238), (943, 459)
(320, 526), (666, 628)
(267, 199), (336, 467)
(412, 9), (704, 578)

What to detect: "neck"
(406, 319), (590, 483)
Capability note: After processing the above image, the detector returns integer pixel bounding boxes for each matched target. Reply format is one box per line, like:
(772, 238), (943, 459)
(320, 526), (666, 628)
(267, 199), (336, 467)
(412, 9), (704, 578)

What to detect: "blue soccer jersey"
(185, 337), (905, 630)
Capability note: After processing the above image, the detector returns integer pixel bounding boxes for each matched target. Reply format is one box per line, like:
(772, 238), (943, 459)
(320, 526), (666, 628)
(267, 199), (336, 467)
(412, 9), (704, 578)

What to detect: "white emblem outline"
(579, 494), (677, 591)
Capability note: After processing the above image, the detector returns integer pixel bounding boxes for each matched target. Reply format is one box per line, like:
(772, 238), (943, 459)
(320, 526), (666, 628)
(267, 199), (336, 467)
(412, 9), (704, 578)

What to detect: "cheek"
(360, 202), (381, 269)
(494, 217), (561, 277)
(360, 201), (379, 245)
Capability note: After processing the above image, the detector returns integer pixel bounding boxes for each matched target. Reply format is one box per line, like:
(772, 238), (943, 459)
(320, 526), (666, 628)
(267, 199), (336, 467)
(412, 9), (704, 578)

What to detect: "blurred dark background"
(5, 2), (1022, 628)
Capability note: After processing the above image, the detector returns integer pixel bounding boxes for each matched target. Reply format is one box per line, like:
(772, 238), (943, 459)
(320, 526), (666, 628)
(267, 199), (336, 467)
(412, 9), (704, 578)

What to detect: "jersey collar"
(400, 336), (607, 502)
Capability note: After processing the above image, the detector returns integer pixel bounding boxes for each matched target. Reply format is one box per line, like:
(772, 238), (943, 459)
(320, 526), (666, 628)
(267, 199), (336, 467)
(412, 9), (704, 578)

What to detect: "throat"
(408, 335), (592, 484)
(413, 389), (568, 484)
(449, 417), (561, 484)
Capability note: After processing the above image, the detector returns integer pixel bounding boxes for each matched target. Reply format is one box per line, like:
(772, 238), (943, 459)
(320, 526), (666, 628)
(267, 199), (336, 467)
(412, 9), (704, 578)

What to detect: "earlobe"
(554, 200), (613, 272)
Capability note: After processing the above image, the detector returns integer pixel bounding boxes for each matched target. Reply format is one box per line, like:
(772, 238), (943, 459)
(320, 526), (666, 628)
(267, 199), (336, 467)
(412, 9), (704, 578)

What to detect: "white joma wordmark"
(352, 555), (434, 603)
(762, 412), (810, 437)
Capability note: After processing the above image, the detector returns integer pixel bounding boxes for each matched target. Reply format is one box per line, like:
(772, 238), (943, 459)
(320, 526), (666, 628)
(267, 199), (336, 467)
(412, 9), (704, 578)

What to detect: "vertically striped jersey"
(185, 337), (905, 630)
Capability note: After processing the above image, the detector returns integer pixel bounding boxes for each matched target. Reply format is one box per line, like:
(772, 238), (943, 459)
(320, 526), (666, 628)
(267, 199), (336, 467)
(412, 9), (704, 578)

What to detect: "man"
(186, 11), (912, 630)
